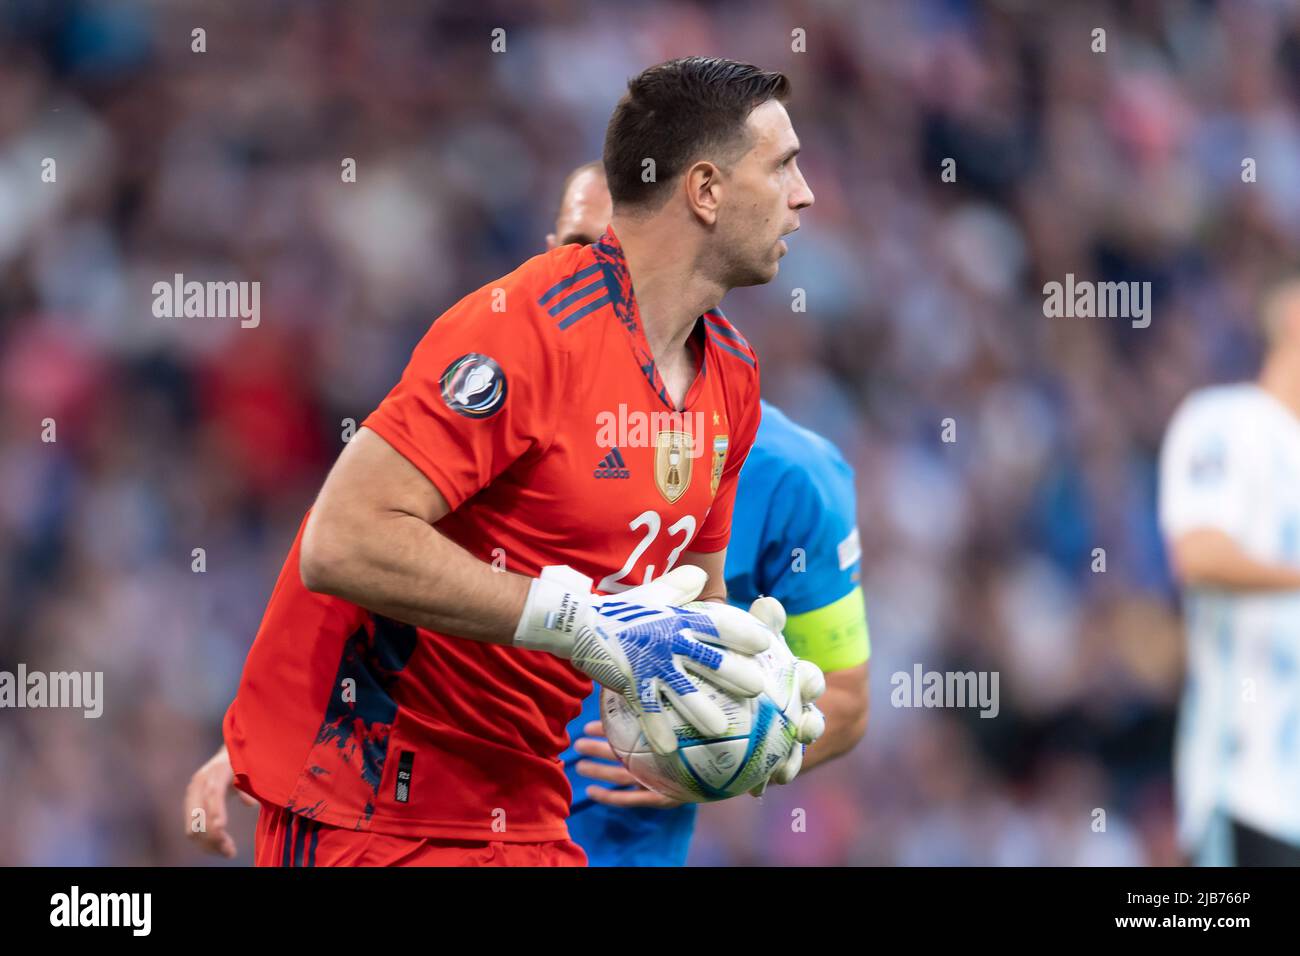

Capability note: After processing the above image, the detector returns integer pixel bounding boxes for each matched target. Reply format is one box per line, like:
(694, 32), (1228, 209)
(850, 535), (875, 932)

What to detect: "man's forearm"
(799, 663), (868, 772)
(301, 506), (530, 643)
(1171, 528), (1300, 592)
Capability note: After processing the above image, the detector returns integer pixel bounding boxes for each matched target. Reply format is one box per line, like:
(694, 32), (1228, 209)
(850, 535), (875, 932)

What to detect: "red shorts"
(254, 802), (587, 867)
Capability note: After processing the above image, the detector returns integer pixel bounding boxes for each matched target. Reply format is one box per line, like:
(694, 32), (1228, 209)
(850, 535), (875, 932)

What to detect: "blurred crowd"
(2, 0), (1295, 865)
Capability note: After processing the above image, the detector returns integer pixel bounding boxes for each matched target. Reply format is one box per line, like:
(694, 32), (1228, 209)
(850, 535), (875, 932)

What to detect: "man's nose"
(792, 170), (814, 210)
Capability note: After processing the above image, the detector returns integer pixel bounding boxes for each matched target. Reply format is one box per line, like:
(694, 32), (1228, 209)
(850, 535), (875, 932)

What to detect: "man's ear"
(545, 232), (558, 250)
(685, 161), (722, 226)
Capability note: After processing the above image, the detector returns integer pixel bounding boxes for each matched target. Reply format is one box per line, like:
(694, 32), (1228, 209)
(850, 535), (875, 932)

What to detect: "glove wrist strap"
(512, 567), (594, 657)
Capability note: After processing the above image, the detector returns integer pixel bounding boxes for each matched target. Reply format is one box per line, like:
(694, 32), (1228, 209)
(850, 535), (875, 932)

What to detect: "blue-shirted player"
(547, 163), (871, 866)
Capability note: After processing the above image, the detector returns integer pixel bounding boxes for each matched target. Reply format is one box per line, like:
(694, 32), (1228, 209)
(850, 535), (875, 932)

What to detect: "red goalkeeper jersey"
(223, 226), (761, 842)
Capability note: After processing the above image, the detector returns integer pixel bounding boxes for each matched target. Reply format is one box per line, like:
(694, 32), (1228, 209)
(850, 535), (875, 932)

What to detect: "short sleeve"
(760, 456), (867, 668)
(758, 460), (860, 614)
(361, 288), (564, 511)
(692, 372), (762, 553)
(1158, 396), (1252, 541)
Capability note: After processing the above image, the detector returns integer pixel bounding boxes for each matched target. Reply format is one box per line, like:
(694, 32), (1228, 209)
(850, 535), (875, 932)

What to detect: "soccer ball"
(600, 634), (801, 803)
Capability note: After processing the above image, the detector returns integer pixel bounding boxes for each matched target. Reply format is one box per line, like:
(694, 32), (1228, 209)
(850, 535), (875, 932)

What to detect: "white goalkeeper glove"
(514, 564), (773, 755)
(745, 595), (826, 795)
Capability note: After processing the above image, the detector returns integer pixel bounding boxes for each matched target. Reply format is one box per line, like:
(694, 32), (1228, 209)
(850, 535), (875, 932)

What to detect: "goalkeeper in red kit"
(208, 56), (819, 866)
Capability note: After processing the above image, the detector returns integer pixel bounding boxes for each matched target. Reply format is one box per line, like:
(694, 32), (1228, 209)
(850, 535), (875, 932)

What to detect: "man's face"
(713, 99), (814, 287)
(547, 168), (614, 249)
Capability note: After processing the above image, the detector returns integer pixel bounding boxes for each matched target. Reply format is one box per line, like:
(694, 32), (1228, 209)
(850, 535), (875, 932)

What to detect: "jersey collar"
(591, 225), (707, 411)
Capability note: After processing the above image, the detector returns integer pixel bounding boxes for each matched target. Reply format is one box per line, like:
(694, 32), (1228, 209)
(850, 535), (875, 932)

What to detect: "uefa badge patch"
(440, 353), (507, 418)
(654, 430), (693, 503)
(710, 435), (729, 495)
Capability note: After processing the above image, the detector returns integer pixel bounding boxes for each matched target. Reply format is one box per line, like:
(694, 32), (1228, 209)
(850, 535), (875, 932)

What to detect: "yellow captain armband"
(781, 586), (870, 672)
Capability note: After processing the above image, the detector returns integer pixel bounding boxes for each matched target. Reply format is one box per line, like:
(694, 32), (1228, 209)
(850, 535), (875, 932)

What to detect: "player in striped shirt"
(1159, 275), (1300, 866)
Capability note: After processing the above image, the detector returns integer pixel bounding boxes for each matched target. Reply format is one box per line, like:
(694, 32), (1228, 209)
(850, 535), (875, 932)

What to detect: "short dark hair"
(602, 56), (791, 211)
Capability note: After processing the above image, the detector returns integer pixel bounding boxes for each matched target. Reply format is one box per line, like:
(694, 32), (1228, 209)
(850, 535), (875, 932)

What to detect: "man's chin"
(719, 248), (782, 288)
(728, 261), (780, 289)
(728, 274), (769, 289)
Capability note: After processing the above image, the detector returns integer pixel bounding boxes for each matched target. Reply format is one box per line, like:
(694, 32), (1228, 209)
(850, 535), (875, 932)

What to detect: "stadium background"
(0, 0), (1290, 865)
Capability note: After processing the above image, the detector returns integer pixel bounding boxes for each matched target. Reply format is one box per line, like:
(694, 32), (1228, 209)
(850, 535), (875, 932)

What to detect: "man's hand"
(746, 595), (827, 794)
(574, 720), (684, 809)
(515, 564), (773, 754)
(183, 746), (257, 858)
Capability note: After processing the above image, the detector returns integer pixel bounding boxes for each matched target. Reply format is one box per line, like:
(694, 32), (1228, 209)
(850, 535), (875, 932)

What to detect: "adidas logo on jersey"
(594, 447), (630, 479)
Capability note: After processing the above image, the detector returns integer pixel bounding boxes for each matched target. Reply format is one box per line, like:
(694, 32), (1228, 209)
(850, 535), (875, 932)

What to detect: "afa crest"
(710, 435), (729, 495)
